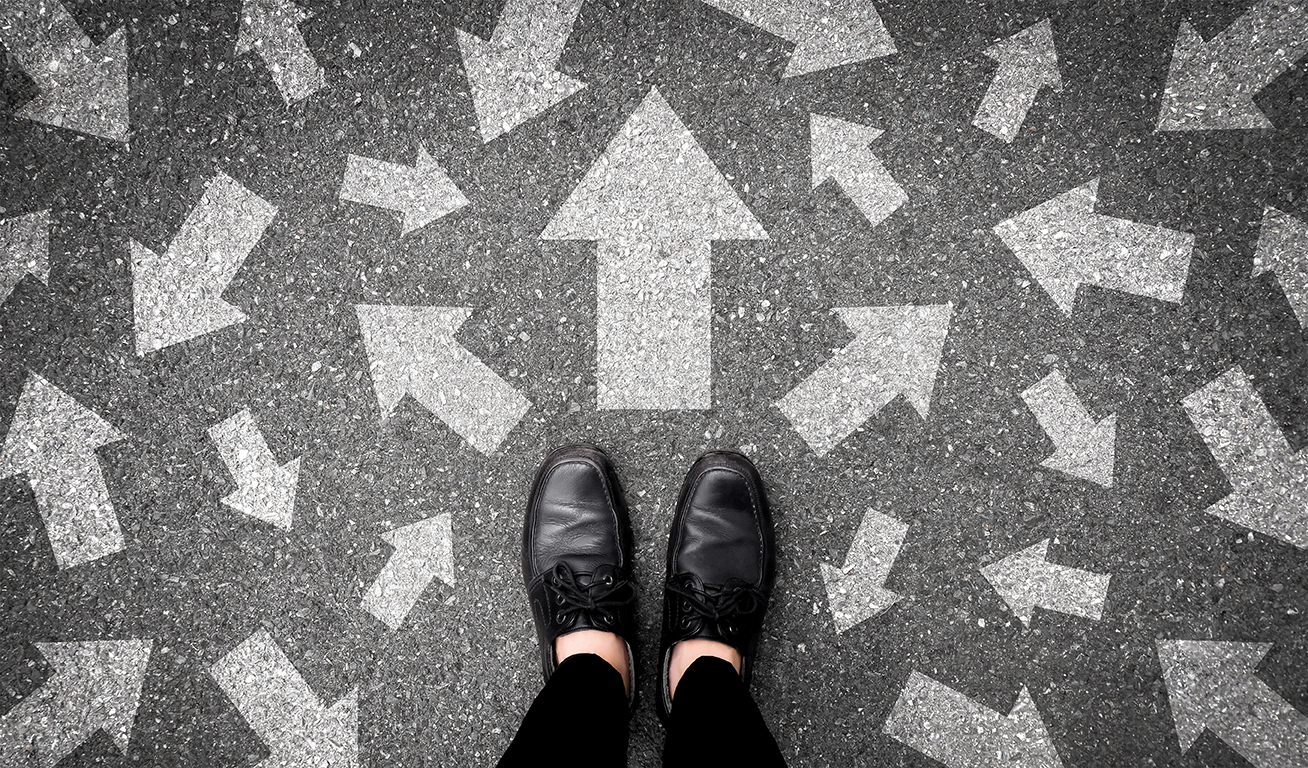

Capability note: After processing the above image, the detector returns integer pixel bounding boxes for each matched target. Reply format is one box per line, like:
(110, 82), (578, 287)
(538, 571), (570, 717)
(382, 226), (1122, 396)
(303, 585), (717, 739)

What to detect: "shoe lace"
(666, 576), (764, 633)
(547, 562), (633, 625)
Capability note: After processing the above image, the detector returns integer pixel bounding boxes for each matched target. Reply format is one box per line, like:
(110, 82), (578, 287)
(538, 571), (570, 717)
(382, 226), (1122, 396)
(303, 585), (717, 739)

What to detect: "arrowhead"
(1, 209), (51, 302)
(1253, 206), (1308, 325)
(1157, 22), (1271, 131)
(1041, 413), (1116, 487)
(237, 0), (311, 55)
(403, 147), (471, 234)
(18, 27), (129, 143)
(820, 509), (908, 632)
(983, 19), (1063, 90)
(1156, 640), (1272, 750)
(994, 179), (1098, 313)
(131, 240), (248, 355)
(981, 539), (1050, 625)
(354, 305), (469, 418)
(809, 113), (884, 189)
(2, 374), (123, 474)
(835, 305), (952, 418)
(782, 7), (897, 78)
(222, 457), (300, 530)
(821, 563), (902, 633)
(35, 639), (153, 753)
(541, 87), (767, 242)
(456, 28), (586, 142)
(381, 513), (455, 587)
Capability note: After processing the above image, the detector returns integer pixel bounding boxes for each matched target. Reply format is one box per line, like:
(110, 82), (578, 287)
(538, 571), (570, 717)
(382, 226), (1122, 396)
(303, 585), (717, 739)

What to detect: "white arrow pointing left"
(340, 147), (469, 235)
(208, 409), (300, 530)
(972, 20), (1063, 142)
(133, 172), (278, 354)
(981, 539), (1111, 626)
(1253, 206), (1308, 327)
(1, 209), (50, 304)
(236, 0), (325, 105)
(820, 509), (908, 633)
(0, 0), (129, 142)
(810, 113), (906, 229)
(701, 0), (897, 78)
(362, 513), (455, 630)
(211, 629), (357, 768)
(1, 374), (126, 569)
(0, 640), (152, 768)
(1020, 371), (1116, 488)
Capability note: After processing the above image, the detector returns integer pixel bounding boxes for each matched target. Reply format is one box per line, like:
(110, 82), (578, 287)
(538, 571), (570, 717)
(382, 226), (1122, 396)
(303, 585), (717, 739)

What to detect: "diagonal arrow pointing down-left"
(362, 513), (454, 630)
(1, 374), (126, 569)
(820, 509), (908, 633)
(0, 640), (153, 768)
(0, 0), (129, 142)
(236, 0), (325, 105)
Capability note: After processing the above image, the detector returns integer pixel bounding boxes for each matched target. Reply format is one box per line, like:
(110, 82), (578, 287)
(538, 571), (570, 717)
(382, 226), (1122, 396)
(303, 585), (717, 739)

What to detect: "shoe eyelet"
(602, 574), (614, 586)
(555, 611), (566, 623)
(680, 600), (691, 612)
(679, 616), (692, 629)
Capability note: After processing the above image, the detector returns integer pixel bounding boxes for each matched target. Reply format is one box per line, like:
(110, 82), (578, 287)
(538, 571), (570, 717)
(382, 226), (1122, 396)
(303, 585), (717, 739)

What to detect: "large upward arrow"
(820, 509), (908, 633)
(994, 179), (1194, 314)
(701, 0), (897, 78)
(339, 147), (469, 235)
(362, 513), (455, 630)
(1, 374), (126, 569)
(541, 87), (767, 410)
(236, 0), (326, 105)
(1020, 371), (1116, 488)
(883, 671), (1064, 767)
(1158, 640), (1308, 767)
(1253, 206), (1308, 327)
(208, 409), (300, 530)
(456, 0), (586, 142)
(1, 209), (50, 303)
(1182, 366), (1308, 549)
(0, 640), (152, 768)
(1157, 2), (1308, 131)
(810, 113), (906, 228)
(133, 172), (278, 354)
(0, 0), (128, 142)
(972, 20), (1063, 142)
(354, 305), (531, 454)
(776, 305), (951, 456)
(211, 630), (357, 768)
(981, 539), (1111, 626)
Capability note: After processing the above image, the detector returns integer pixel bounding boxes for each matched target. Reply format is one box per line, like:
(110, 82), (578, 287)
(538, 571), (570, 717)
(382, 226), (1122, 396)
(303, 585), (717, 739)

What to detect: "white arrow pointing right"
(340, 147), (469, 235)
(700, 0), (897, 78)
(981, 539), (1111, 626)
(362, 513), (455, 630)
(1, 209), (50, 303)
(1253, 206), (1308, 327)
(810, 113), (906, 229)
(820, 509), (907, 633)
(1020, 370), (1116, 488)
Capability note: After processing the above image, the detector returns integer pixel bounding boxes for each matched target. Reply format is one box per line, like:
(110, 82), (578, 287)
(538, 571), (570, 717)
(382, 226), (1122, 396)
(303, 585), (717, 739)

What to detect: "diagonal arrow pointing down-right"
(1020, 371), (1116, 488)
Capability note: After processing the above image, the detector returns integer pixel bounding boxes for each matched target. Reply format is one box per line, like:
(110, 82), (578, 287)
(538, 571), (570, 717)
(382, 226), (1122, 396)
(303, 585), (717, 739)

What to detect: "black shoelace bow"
(666, 576), (764, 637)
(547, 562), (633, 626)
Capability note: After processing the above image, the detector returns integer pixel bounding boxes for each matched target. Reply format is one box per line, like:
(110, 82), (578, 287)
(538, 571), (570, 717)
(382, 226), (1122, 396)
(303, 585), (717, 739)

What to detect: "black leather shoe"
(658, 451), (775, 722)
(523, 445), (637, 712)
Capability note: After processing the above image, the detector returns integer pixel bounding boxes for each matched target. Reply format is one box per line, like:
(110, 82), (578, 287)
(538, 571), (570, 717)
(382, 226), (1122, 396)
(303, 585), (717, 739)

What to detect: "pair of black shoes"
(522, 445), (776, 720)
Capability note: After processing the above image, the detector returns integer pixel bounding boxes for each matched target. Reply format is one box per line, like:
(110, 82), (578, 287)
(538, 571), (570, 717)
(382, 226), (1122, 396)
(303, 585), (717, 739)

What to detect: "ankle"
(556, 630), (630, 696)
(668, 638), (741, 699)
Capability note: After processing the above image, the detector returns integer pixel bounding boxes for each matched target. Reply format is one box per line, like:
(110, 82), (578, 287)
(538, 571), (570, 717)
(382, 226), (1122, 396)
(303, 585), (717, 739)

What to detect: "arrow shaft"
(491, 0), (583, 61)
(167, 173), (277, 287)
(211, 631), (325, 749)
(240, 0), (323, 103)
(1209, 1), (1308, 87)
(973, 63), (1045, 140)
(210, 409), (279, 474)
(29, 457), (123, 569)
(1030, 562), (1110, 620)
(1022, 372), (1097, 447)
(833, 156), (906, 228)
(340, 155), (420, 215)
(0, 0), (87, 77)
(0, 685), (98, 767)
(407, 334), (531, 453)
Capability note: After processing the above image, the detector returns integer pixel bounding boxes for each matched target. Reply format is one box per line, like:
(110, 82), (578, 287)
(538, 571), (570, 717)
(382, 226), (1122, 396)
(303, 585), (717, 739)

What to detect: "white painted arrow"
(980, 539), (1110, 626)
(701, 0), (897, 78)
(1158, 640), (1308, 767)
(994, 178), (1194, 314)
(883, 671), (1064, 768)
(776, 305), (951, 457)
(132, 172), (277, 354)
(339, 147), (469, 235)
(541, 87), (767, 410)
(211, 629), (357, 768)
(1253, 206), (1308, 327)
(362, 513), (454, 630)
(1, 209), (50, 303)
(1158, 2), (1308, 131)
(1, 374), (126, 569)
(236, 0), (325, 105)
(810, 114), (906, 228)
(354, 305), (531, 454)
(0, 640), (152, 768)
(1020, 371), (1116, 487)
(972, 20), (1063, 142)
(0, 0), (128, 142)
(820, 509), (907, 633)
(456, 0), (586, 142)
(1182, 366), (1308, 549)
(208, 409), (300, 530)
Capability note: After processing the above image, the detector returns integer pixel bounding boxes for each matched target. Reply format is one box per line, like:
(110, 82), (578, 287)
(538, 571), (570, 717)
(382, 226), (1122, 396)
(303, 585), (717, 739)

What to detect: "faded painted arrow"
(1158, 2), (1308, 131)
(236, 0), (325, 105)
(211, 629), (357, 768)
(541, 87), (767, 409)
(456, 0), (586, 141)
(981, 539), (1111, 626)
(701, 0), (897, 78)
(0, 640), (152, 768)
(1, 374), (126, 569)
(1253, 206), (1308, 327)
(810, 113), (906, 228)
(208, 409), (300, 530)
(883, 671), (1064, 768)
(777, 305), (952, 457)
(133, 172), (277, 354)
(339, 146), (468, 235)
(972, 20), (1063, 142)
(1182, 366), (1308, 549)
(1, 209), (50, 303)
(0, 0), (128, 142)
(1020, 371), (1116, 488)
(354, 305), (531, 454)
(820, 509), (907, 633)
(994, 178), (1194, 314)
(362, 513), (454, 630)
(1158, 640), (1308, 767)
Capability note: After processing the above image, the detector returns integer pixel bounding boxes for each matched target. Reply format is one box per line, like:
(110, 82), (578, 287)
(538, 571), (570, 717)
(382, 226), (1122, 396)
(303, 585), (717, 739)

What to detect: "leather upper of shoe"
(659, 451), (774, 720)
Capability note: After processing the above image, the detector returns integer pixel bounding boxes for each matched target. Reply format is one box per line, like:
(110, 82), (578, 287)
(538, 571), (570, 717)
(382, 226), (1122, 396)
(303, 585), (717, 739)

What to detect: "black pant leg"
(662, 656), (787, 768)
(497, 653), (629, 768)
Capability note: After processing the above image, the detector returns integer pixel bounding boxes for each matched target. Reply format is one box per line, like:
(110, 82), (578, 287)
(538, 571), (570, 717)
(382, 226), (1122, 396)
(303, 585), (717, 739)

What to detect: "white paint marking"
(810, 114), (906, 228)
(0, 210), (50, 303)
(236, 0), (325, 104)
(1253, 206), (1308, 327)
(701, 0), (896, 78)
(208, 409), (300, 530)
(1182, 366), (1308, 549)
(972, 20), (1063, 142)
(1020, 371), (1116, 488)
(362, 513), (455, 630)
(340, 147), (469, 235)
(980, 539), (1111, 626)
(820, 509), (907, 633)
(776, 305), (951, 456)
